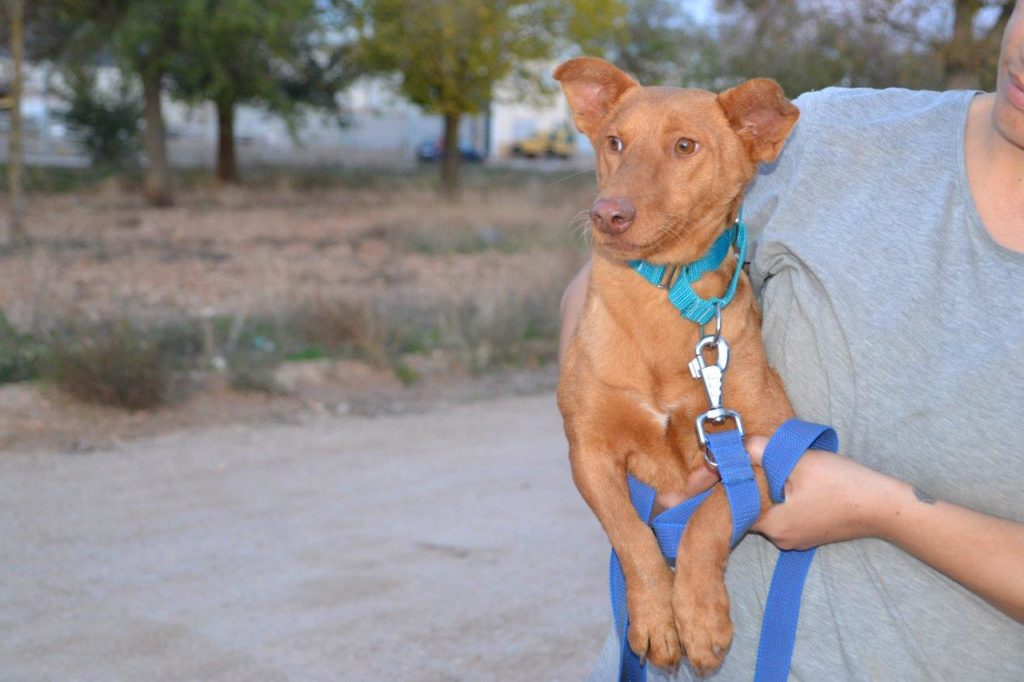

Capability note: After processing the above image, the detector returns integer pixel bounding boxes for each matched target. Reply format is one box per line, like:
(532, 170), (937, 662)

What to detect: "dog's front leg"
(672, 466), (771, 674)
(569, 446), (682, 669)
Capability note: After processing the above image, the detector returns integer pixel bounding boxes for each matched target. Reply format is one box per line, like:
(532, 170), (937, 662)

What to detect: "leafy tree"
(608, 0), (698, 86)
(349, 0), (626, 198)
(172, 0), (356, 183)
(710, 0), (1013, 95)
(60, 67), (142, 168)
(28, 1), (182, 206)
(0, 0), (82, 61)
(861, 0), (1013, 90)
(707, 0), (935, 94)
(110, 2), (186, 206)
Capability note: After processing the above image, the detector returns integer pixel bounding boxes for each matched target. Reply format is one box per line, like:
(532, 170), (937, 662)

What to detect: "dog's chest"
(622, 380), (709, 483)
(628, 373), (707, 430)
(595, 308), (705, 399)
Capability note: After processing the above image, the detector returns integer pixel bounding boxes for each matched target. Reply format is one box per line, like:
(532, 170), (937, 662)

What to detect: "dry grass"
(0, 168), (593, 332)
(0, 167), (594, 408)
(45, 319), (189, 410)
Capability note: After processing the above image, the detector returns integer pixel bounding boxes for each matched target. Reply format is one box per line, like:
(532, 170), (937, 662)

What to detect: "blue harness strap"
(611, 429), (756, 681)
(709, 429), (761, 548)
(754, 420), (838, 682)
(609, 420), (838, 682)
(610, 479), (710, 682)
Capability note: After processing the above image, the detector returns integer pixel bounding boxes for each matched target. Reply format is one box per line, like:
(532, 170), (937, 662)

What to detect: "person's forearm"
(747, 438), (1024, 623)
(871, 480), (1024, 623)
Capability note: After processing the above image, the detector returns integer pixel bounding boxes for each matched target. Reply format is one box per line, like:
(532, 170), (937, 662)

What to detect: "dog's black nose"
(590, 197), (636, 235)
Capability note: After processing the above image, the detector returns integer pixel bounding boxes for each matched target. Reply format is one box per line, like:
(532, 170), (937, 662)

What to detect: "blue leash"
(754, 420), (838, 682)
(610, 419), (838, 681)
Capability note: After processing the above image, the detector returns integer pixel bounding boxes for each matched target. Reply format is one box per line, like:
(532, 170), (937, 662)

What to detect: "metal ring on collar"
(700, 301), (723, 347)
(657, 264), (680, 290)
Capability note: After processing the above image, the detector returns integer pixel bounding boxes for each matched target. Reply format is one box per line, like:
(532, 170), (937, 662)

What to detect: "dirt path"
(0, 393), (610, 681)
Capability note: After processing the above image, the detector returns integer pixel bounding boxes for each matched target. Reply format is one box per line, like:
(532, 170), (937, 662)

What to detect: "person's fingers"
(654, 462), (721, 512)
(745, 434), (768, 465)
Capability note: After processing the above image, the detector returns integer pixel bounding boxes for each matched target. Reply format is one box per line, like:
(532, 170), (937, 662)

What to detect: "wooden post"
(6, 0), (27, 246)
(141, 67), (173, 207)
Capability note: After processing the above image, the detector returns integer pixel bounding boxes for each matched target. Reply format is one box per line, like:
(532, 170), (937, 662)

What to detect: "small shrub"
(295, 287), (566, 374)
(0, 313), (46, 384)
(59, 68), (142, 169)
(227, 354), (281, 394)
(46, 320), (176, 410)
(431, 287), (563, 371)
(154, 321), (205, 369)
(284, 345), (328, 362)
(292, 297), (392, 365)
(392, 362), (420, 386)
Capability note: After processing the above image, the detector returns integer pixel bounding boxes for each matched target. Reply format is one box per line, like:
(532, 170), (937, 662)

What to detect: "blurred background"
(0, 2), (1014, 679)
(0, 0), (1011, 445)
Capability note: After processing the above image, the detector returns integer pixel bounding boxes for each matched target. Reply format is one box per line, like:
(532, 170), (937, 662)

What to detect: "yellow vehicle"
(512, 128), (576, 159)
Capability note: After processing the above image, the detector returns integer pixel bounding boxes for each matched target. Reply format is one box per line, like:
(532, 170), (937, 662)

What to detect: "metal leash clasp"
(688, 316), (744, 468)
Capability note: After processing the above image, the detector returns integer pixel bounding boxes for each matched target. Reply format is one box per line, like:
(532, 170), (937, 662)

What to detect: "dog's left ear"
(718, 79), (799, 164)
(554, 57), (640, 140)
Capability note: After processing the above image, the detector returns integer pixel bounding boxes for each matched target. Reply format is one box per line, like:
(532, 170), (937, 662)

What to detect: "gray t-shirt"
(591, 87), (1024, 680)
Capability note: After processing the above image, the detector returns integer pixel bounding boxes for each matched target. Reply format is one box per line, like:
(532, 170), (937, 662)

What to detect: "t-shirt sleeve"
(742, 90), (821, 247)
(742, 90), (829, 298)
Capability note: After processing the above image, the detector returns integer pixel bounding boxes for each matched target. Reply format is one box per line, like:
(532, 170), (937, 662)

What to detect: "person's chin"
(991, 72), (1024, 147)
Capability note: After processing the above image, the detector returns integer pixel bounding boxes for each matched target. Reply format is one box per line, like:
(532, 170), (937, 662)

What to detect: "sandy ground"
(0, 392), (612, 681)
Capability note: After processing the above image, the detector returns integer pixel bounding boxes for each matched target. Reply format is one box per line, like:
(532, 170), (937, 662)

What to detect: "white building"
(0, 58), (594, 170)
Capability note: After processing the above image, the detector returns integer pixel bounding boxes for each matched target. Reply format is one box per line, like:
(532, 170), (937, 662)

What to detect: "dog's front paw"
(673, 567), (733, 674)
(627, 580), (682, 670)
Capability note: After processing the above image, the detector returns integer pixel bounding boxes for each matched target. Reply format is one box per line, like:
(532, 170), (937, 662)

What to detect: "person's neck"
(965, 93), (1024, 253)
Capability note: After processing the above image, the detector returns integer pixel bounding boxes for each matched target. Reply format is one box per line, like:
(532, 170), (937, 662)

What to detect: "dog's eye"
(607, 136), (623, 153)
(675, 138), (699, 156)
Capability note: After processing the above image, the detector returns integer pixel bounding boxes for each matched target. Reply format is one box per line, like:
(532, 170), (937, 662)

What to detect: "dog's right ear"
(553, 57), (639, 139)
(717, 79), (799, 164)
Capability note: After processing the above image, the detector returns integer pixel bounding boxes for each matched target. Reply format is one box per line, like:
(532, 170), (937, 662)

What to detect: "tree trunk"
(440, 112), (461, 200)
(6, 0), (26, 247)
(141, 68), (173, 207)
(215, 98), (238, 184)
(945, 0), (981, 90)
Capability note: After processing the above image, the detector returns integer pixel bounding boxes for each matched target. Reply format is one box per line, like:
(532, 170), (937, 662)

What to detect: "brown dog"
(554, 57), (799, 673)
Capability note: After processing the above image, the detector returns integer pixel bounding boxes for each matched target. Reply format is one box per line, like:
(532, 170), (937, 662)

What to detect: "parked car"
(416, 139), (485, 163)
(511, 128), (576, 159)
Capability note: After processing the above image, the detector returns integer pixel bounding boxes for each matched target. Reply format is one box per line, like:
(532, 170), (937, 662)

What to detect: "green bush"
(227, 354), (281, 394)
(46, 320), (182, 410)
(0, 314), (46, 384)
(60, 68), (142, 169)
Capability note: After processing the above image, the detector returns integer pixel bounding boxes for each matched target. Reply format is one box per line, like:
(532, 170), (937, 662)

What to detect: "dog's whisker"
(562, 208), (593, 243)
(563, 208), (590, 226)
(549, 167), (597, 186)
(563, 210), (593, 238)
(653, 213), (697, 241)
(578, 225), (593, 247)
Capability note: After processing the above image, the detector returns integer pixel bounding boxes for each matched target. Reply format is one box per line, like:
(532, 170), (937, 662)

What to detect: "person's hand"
(652, 463), (720, 516)
(745, 435), (903, 550)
